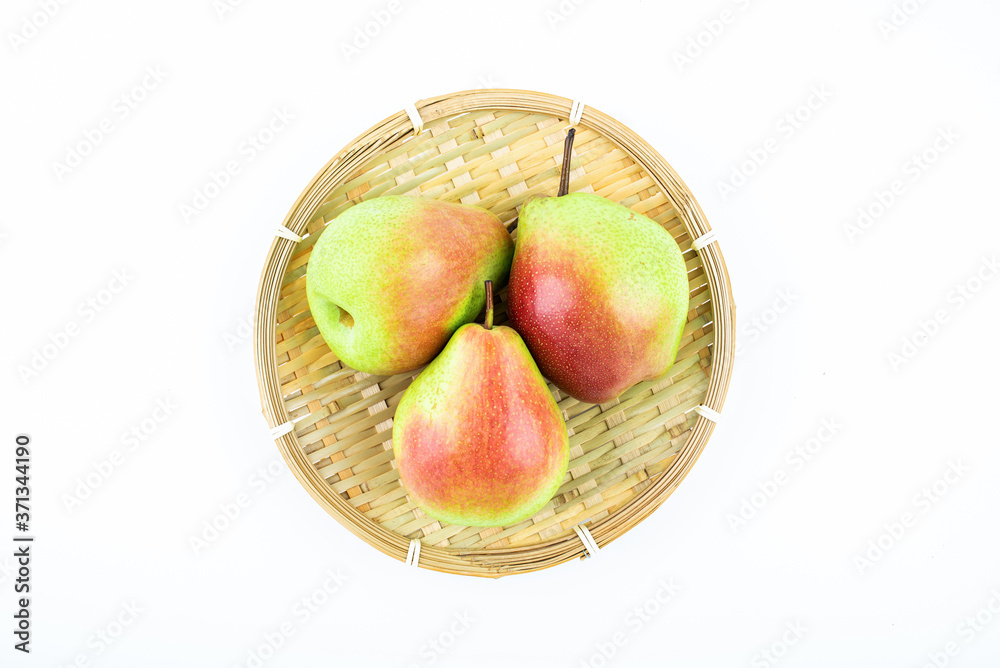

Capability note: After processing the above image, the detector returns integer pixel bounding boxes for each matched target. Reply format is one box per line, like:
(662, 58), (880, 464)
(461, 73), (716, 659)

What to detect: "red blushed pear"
(507, 131), (690, 404)
(392, 281), (569, 527)
(306, 196), (513, 376)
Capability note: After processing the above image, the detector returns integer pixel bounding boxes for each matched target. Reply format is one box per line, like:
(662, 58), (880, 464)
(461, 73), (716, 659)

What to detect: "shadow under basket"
(254, 89), (735, 577)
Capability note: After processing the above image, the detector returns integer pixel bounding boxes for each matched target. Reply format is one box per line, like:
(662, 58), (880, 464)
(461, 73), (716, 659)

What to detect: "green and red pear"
(392, 282), (569, 527)
(507, 191), (690, 404)
(306, 196), (514, 376)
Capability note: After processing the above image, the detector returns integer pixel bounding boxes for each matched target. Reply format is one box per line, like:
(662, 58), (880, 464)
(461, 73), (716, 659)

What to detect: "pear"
(507, 191), (689, 404)
(392, 282), (569, 527)
(306, 196), (513, 376)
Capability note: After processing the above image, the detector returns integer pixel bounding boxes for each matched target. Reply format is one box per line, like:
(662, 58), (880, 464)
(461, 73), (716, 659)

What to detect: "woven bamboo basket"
(254, 89), (734, 577)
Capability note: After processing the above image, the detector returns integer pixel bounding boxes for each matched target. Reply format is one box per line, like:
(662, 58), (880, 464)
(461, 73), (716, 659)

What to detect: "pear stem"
(557, 127), (576, 197)
(484, 279), (494, 330)
(509, 128), (576, 233)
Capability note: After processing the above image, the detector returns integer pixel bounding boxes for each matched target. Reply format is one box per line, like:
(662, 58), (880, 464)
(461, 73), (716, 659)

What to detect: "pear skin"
(392, 308), (569, 527)
(306, 196), (513, 376)
(507, 192), (689, 404)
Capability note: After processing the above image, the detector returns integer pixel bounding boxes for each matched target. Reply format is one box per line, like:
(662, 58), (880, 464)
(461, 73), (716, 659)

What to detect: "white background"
(2, 0), (999, 666)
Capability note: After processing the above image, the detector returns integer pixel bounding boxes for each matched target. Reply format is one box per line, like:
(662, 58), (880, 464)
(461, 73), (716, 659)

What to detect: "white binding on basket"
(691, 229), (719, 251)
(275, 226), (303, 243)
(404, 102), (424, 134)
(405, 539), (422, 567)
(268, 420), (294, 439)
(574, 524), (600, 558)
(693, 405), (723, 423)
(569, 100), (585, 126)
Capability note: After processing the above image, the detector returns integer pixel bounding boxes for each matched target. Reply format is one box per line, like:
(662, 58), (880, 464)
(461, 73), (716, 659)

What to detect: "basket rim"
(253, 89), (736, 577)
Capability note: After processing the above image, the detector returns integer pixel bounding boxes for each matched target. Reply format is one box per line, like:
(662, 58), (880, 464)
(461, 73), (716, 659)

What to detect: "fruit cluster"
(306, 130), (689, 527)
